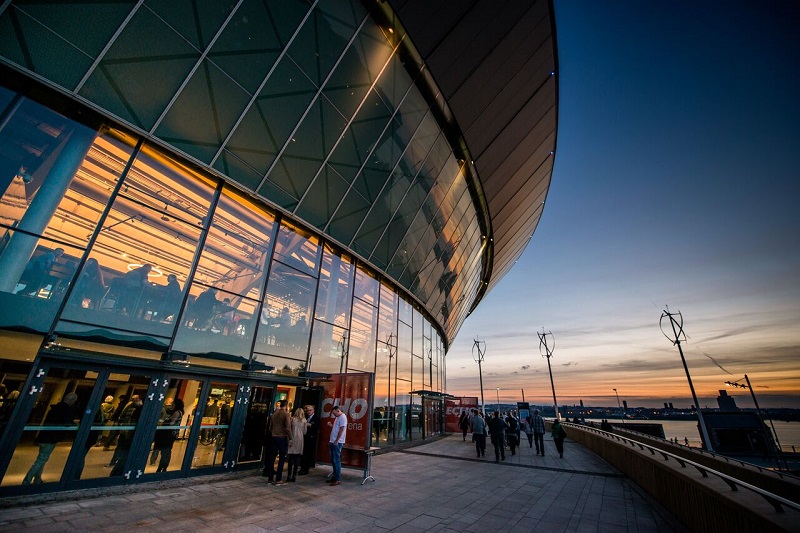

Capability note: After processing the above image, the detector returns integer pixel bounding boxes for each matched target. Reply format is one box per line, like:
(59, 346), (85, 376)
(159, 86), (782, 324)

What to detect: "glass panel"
(315, 245), (354, 327)
(327, 89), (393, 185)
(103, 374), (152, 478)
(154, 59), (251, 163)
(395, 379), (411, 443)
(326, 188), (370, 246)
(0, 359), (32, 439)
(223, 57), (316, 181)
(78, 7), (201, 130)
(208, 0), (307, 94)
(194, 186), (276, 300)
(59, 144), (214, 340)
(412, 309), (423, 356)
(251, 354), (306, 376)
(254, 261), (315, 360)
(264, 96), (346, 205)
(347, 298), (376, 373)
(190, 381), (237, 469)
(307, 320), (347, 374)
(397, 321), (412, 381)
(238, 385), (273, 463)
(145, 1), (234, 51)
(272, 220), (320, 276)
(0, 235), (82, 331)
(294, 165), (350, 229)
(75, 371), (177, 481)
(2, 367), (95, 487)
(287, 0), (363, 87)
(322, 21), (393, 120)
(0, 4), (95, 89)
(353, 264), (378, 306)
(140, 377), (200, 475)
(377, 283), (396, 344)
(172, 282), (257, 363)
(373, 340), (392, 448)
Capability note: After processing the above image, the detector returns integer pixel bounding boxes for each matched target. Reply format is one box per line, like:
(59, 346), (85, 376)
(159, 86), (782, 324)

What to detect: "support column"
(0, 125), (97, 293)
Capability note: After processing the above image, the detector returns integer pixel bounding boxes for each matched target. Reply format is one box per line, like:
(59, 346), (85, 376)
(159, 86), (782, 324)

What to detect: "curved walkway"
(0, 434), (685, 532)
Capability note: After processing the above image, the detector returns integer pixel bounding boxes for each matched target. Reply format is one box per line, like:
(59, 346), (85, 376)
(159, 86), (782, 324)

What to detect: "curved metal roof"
(388, 0), (558, 308)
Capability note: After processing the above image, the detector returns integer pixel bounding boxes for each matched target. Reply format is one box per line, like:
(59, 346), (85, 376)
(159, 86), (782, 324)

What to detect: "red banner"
(315, 373), (374, 469)
(445, 397), (478, 432)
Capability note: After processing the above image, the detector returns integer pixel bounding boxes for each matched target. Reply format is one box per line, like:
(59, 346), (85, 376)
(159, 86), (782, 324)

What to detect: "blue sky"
(445, 1), (800, 409)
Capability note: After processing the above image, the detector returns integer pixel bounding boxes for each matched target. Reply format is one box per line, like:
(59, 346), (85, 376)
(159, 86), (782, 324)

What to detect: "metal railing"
(563, 422), (800, 515)
(610, 424), (799, 481)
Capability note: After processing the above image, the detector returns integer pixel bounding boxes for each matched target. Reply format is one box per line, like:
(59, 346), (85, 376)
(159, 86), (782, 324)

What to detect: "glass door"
(237, 386), (273, 465)
(141, 376), (204, 476)
(189, 381), (239, 469)
(0, 363), (155, 490)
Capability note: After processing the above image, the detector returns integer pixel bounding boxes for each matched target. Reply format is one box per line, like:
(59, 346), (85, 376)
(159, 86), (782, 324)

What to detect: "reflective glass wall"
(0, 0), (486, 342)
(0, 82), (444, 448)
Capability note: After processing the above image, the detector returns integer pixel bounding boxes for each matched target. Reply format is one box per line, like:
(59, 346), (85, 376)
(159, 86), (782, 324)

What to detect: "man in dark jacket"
(23, 392), (77, 484)
(265, 400), (291, 485)
(487, 411), (508, 463)
(298, 404), (318, 475)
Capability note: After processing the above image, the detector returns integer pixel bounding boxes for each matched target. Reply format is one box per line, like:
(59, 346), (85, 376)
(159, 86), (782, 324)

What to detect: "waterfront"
(587, 419), (800, 451)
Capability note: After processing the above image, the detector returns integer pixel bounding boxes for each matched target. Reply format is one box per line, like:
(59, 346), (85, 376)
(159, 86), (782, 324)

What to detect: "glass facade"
(0, 0), (484, 340)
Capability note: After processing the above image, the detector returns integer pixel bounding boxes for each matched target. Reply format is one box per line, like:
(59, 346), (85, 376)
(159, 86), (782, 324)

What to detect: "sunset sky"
(445, 1), (800, 410)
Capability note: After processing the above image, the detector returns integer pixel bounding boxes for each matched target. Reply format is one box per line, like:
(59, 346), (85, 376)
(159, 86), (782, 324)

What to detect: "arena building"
(0, 0), (557, 494)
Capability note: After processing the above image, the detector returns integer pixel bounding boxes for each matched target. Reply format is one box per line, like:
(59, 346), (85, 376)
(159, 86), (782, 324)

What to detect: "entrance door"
(0, 363), (155, 491)
(141, 376), (204, 476)
(237, 385), (273, 465)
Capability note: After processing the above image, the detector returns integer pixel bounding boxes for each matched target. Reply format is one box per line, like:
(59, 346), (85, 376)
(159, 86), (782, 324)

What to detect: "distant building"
(717, 390), (739, 412)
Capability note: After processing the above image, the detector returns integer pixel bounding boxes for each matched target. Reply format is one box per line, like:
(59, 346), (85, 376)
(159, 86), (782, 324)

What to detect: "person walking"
(23, 392), (77, 484)
(530, 409), (545, 456)
(487, 411), (507, 463)
(265, 400), (291, 485)
(552, 418), (567, 458)
(458, 410), (470, 441)
(522, 415), (534, 448)
(469, 409), (486, 458)
(505, 412), (518, 456)
(328, 405), (347, 486)
(154, 399), (184, 473)
(286, 407), (307, 482)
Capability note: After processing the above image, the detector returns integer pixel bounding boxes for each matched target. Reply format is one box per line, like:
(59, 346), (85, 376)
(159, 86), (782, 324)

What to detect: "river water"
(586, 418), (800, 452)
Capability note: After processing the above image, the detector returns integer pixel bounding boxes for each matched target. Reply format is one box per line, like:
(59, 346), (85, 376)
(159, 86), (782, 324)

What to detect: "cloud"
(521, 365), (531, 370)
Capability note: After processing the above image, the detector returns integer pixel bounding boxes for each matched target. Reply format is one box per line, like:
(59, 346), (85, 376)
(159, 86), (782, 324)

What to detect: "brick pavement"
(0, 434), (686, 532)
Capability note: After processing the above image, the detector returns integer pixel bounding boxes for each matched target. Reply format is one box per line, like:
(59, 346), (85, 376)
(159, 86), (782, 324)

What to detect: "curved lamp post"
(538, 328), (559, 420)
(660, 308), (713, 451)
(472, 337), (486, 416)
(613, 388), (624, 424)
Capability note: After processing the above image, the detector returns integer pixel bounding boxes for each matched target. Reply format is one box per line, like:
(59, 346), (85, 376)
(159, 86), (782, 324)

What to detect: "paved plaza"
(0, 434), (685, 532)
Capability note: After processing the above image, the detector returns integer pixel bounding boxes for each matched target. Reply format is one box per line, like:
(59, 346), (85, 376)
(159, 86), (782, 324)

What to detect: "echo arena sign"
(445, 397), (478, 432)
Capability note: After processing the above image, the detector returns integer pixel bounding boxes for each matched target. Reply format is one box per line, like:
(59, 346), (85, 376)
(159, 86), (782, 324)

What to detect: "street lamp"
(725, 375), (787, 470)
(538, 328), (559, 420)
(613, 388), (624, 425)
(660, 308), (714, 451)
(472, 337), (486, 416)
(496, 387), (500, 410)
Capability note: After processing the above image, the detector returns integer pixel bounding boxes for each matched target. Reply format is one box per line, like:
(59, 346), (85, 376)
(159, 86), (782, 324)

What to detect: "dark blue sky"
(447, 1), (800, 408)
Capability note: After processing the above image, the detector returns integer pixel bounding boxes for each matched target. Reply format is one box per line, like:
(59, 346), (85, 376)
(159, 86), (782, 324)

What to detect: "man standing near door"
(265, 400), (291, 485)
(298, 404), (317, 475)
(328, 405), (347, 486)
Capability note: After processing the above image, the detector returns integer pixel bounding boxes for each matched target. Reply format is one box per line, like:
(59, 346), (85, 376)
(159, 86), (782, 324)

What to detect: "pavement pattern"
(0, 433), (686, 532)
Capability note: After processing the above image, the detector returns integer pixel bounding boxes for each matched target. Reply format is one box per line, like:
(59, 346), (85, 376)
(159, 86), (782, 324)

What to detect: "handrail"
(562, 422), (800, 515)
(613, 425), (800, 482)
